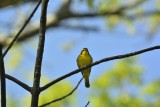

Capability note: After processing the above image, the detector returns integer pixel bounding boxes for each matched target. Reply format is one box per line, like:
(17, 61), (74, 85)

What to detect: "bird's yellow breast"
(77, 54), (92, 67)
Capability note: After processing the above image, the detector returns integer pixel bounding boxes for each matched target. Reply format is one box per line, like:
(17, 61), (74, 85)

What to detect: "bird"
(77, 48), (93, 88)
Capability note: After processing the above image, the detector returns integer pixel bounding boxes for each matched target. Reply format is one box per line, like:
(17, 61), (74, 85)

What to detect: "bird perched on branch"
(77, 48), (93, 88)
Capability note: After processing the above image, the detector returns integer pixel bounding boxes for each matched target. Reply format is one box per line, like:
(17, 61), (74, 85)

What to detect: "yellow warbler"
(77, 48), (93, 88)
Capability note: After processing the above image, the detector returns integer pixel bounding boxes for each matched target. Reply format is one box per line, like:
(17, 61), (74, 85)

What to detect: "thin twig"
(85, 101), (90, 107)
(40, 45), (160, 91)
(31, 0), (48, 107)
(0, 0), (42, 59)
(5, 74), (31, 92)
(0, 44), (6, 107)
(39, 77), (83, 107)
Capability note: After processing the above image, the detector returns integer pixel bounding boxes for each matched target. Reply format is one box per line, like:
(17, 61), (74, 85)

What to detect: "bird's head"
(81, 48), (89, 55)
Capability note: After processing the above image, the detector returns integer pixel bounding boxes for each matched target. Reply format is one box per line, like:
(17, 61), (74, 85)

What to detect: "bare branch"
(117, 0), (145, 11)
(0, 0), (37, 8)
(39, 77), (83, 107)
(0, 0), (42, 59)
(31, 0), (48, 106)
(85, 101), (90, 107)
(0, 44), (6, 107)
(40, 45), (160, 91)
(70, 10), (160, 19)
(59, 24), (99, 32)
(5, 74), (31, 92)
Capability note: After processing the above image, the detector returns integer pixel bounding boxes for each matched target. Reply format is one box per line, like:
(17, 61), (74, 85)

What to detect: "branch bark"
(31, 0), (48, 106)
(40, 45), (160, 91)
(5, 74), (31, 92)
(0, 44), (6, 107)
(85, 101), (90, 107)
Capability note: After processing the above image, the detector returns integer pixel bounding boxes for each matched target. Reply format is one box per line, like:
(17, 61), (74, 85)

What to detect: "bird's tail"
(84, 76), (90, 88)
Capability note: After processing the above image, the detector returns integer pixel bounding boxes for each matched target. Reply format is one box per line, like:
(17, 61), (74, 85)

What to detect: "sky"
(0, 0), (160, 107)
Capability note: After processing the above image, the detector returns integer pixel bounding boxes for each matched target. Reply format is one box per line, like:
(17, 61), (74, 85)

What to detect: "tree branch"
(31, 0), (48, 106)
(0, 44), (6, 107)
(5, 74), (31, 92)
(70, 10), (160, 19)
(40, 45), (160, 91)
(39, 77), (83, 107)
(0, 0), (153, 46)
(0, 0), (42, 59)
(0, 0), (37, 8)
(59, 24), (99, 32)
(85, 101), (90, 107)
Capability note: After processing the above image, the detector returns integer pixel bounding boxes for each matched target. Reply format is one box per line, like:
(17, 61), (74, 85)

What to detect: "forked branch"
(5, 74), (31, 92)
